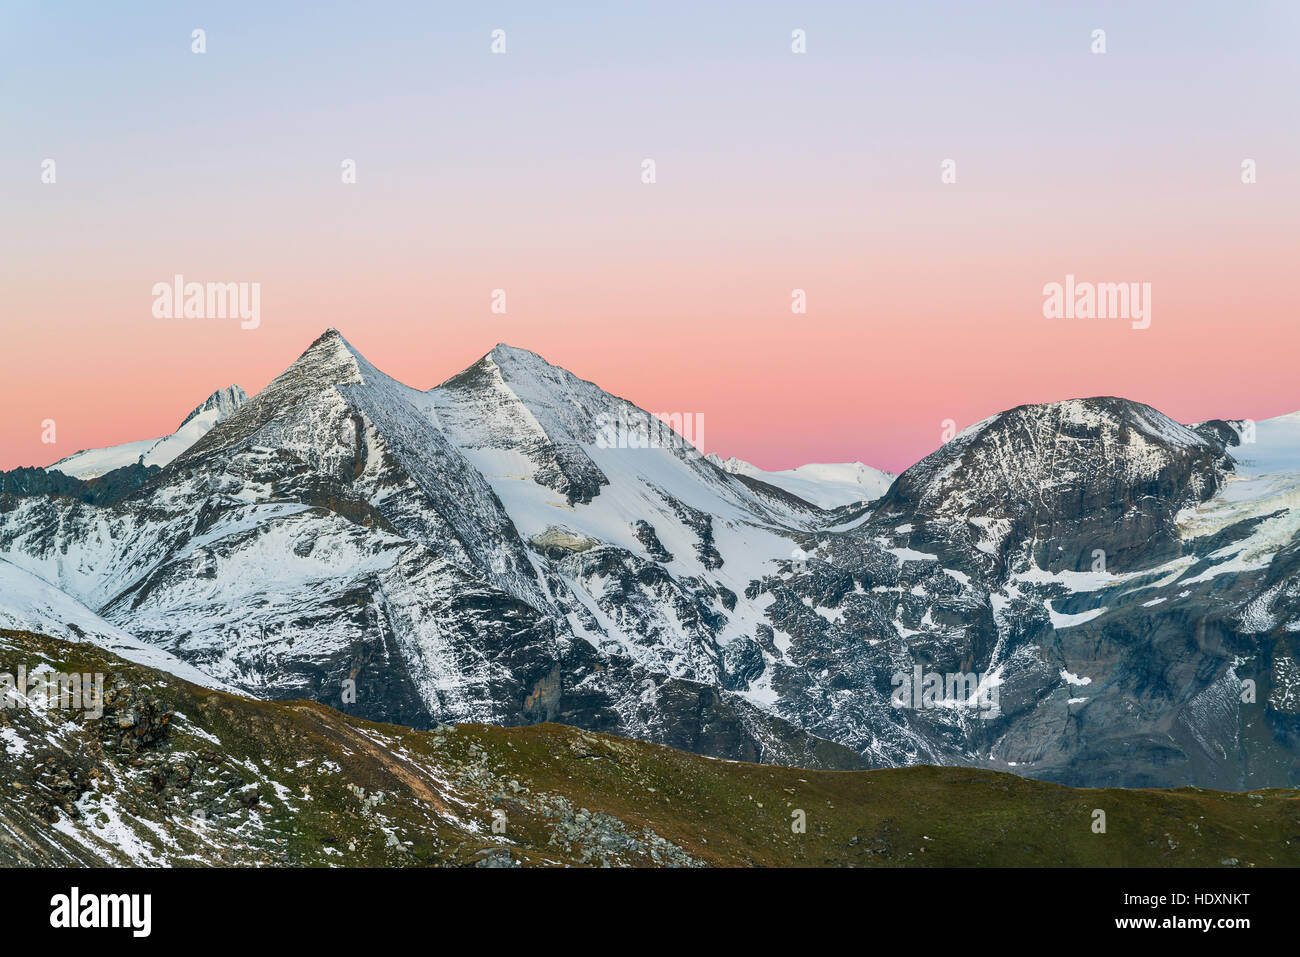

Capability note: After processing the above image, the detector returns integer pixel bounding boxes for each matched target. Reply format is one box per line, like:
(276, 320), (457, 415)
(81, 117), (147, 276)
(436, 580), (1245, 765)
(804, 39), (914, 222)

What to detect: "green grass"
(2, 628), (1297, 867)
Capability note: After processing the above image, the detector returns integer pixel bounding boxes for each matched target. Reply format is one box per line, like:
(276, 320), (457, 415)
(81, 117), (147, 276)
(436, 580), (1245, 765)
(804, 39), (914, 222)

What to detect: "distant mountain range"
(2, 328), (1297, 788)
(705, 454), (893, 508)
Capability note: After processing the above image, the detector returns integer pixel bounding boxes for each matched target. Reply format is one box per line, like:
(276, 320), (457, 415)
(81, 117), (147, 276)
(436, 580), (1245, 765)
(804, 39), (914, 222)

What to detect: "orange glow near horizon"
(3, 4), (1298, 475)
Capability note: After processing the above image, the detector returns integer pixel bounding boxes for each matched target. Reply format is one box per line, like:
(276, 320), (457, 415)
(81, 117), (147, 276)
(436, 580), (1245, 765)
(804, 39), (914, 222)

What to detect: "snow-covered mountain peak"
(275, 327), (369, 389)
(1055, 396), (1209, 449)
(435, 344), (573, 400)
(706, 453), (894, 508)
(900, 396), (1228, 507)
(706, 454), (749, 472)
(50, 383), (251, 480)
(439, 343), (639, 449)
(8, 331), (1300, 790)
(168, 328), (378, 474)
(472, 343), (614, 429)
(487, 342), (551, 367)
(177, 384), (249, 430)
(879, 395), (1234, 575)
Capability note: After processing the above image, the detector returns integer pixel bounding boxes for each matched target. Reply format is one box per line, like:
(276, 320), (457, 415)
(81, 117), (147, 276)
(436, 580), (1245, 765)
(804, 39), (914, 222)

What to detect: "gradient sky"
(2, 1), (1298, 474)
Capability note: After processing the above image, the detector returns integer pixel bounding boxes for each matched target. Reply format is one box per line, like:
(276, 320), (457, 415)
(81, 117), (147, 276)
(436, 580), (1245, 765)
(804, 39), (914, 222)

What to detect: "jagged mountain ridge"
(0, 331), (862, 770)
(2, 329), (1298, 788)
(51, 385), (248, 479)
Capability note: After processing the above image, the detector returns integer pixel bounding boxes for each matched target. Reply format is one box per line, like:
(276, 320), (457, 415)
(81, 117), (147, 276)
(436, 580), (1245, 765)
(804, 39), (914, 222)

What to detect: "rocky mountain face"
(1, 332), (859, 770)
(878, 398), (1231, 576)
(2, 329), (1297, 788)
(755, 400), (1300, 787)
(0, 462), (160, 506)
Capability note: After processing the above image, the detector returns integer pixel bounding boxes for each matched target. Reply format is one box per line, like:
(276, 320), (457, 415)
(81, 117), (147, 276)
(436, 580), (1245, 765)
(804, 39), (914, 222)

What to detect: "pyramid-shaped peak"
(308, 326), (354, 353)
(490, 341), (532, 355)
(436, 342), (570, 393)
(306, 326), (367, 354)
(277, 328), (368, 388)
(481, 343), (595, 398)
(487, 342), (555, 368)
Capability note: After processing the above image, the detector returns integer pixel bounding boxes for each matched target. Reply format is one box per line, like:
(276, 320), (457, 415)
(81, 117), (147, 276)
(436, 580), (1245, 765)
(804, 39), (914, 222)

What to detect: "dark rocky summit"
(0, 462), (161, 506)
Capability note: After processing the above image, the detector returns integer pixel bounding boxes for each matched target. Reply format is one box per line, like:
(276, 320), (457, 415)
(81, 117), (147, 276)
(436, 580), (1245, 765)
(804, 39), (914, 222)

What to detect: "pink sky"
(3, 3), (1298, 475)
(4, 194), (1298, 476)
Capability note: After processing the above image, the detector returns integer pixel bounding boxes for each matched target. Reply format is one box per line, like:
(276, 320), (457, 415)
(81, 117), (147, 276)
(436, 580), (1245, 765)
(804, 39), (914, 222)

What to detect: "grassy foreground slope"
(1, 628), (1297, 867)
